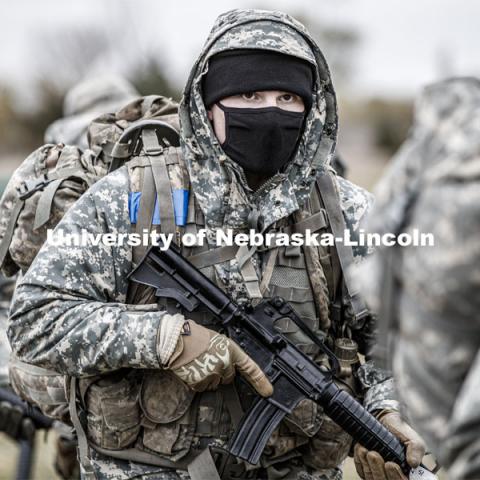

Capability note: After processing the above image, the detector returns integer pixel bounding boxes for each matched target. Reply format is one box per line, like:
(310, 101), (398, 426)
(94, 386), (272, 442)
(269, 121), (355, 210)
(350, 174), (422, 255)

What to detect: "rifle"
(0, 387), (54, 480)
(130, 244), (437, 479)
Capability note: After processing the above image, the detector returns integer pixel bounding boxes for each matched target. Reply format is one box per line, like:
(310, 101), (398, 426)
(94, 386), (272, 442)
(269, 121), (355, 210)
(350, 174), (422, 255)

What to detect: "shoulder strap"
(316, 173), (369, 321)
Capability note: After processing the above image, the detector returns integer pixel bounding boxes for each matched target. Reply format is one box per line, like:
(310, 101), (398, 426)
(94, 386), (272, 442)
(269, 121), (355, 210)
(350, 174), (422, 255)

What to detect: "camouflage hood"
(366, 76), (480, 238)
(179, 9), (337, 233)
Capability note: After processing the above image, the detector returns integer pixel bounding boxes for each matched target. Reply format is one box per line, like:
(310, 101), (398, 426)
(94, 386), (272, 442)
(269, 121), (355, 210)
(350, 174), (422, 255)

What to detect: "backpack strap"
(132, 159), (157, 265)
(33, 167), (95, 230)
(143, 129), (177, 238)
(0, 199), (24, 269)
(316, 173), (369, 322)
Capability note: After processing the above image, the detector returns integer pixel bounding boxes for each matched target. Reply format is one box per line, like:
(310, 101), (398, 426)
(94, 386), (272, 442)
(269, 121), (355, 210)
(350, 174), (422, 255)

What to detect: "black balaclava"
(217, 103), (305, 177)
(203, 50), (314, 179)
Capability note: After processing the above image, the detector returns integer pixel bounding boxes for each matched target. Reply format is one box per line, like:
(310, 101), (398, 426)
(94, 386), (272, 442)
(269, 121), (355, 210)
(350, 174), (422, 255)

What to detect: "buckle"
(17, 174), (52, 201)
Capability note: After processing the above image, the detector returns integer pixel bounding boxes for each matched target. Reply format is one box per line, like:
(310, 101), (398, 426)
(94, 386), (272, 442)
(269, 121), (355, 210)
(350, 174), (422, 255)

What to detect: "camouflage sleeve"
(337, 176), (399, 413)
(8, 168), (183, 376)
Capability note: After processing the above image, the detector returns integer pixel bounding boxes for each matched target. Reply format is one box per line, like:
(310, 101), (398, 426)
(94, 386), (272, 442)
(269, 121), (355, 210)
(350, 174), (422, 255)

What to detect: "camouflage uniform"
(44, 75), (138, 149)
(360, 77), (480, 480)
(9, 9), (397, 480)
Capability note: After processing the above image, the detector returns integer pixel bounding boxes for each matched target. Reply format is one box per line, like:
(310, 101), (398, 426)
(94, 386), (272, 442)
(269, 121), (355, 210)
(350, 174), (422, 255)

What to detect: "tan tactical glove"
(353, 410), (426, 480)
(168, 320), (273, 397)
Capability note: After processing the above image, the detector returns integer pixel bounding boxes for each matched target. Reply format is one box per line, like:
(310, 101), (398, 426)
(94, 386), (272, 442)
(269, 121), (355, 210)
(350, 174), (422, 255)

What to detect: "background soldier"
(9, 9), (425, 480)
(360, 77), (480, 480)
(0, 74), (139, 480)
(44, 74), (138, 149)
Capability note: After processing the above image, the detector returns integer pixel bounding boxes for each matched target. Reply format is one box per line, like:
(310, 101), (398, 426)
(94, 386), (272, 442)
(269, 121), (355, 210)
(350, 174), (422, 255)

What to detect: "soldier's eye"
(280, 93), (294, 102)
(242, 92), (258, 101)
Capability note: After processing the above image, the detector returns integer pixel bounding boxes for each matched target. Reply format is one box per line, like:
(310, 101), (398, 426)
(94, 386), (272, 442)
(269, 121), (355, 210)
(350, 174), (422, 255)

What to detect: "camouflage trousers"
(82, 450), (343, 480)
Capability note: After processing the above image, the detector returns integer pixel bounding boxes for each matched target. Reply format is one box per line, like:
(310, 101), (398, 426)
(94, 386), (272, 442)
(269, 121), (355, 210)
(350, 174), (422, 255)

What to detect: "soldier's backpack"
(0, 95), (178, 278)
(1, 95), (179, 422)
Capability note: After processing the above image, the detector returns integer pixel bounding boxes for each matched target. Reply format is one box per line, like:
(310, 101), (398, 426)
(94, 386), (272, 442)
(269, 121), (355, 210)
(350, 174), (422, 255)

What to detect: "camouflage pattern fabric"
(84, 450), (190, 480)
(0, 274), (15, 387)
(360, 77), (480, 480)
(9, 8), (397, 480)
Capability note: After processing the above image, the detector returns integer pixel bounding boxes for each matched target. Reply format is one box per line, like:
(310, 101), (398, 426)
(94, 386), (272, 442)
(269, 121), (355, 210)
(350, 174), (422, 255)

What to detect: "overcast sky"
(1, 0), (479, 102)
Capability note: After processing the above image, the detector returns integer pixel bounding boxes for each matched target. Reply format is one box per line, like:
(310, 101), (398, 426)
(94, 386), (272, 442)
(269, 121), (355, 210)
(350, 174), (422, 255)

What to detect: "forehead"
(227, 90), (298, 96)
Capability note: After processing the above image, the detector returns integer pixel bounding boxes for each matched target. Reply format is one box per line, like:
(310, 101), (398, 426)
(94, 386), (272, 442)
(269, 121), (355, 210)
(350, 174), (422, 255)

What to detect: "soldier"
(359, 77), (480, 480)
(9, 9), (425, 480)
(44, 74), (139, 149)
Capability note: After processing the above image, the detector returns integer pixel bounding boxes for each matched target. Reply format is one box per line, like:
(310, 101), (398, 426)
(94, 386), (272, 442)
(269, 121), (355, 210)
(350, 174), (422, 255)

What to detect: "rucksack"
(0, 95), (179, 278)
(2, 96), (180, 423)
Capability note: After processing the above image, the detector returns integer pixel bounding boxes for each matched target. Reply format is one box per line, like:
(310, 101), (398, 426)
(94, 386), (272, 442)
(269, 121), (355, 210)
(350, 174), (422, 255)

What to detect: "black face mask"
(217, 103), (305, 178)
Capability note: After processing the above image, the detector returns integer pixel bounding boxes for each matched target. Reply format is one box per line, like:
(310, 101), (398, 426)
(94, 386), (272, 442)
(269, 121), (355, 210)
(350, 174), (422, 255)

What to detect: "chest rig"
(77, 124), (368, 476)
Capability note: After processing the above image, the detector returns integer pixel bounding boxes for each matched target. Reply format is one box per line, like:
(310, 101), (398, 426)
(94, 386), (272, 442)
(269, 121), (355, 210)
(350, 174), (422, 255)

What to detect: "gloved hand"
(353, 410), (426, 480)
(168, 320), (273, 397)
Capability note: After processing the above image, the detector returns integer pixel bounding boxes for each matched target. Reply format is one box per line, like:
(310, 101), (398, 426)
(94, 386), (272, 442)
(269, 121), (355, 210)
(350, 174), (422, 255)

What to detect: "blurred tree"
(13, 80), (64, 150)
(367, 99), (413, 154)
(128, 56), (181, 101)
(8, 14), (178, 153)
(0, 87), (15, 147)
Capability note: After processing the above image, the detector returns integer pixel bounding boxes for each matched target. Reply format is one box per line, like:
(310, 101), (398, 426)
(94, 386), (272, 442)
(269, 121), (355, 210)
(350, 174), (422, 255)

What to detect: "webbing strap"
(282, 210), (328, 235)
(129, 155), (179, 168)
(316, 173), (369, 320)
(69, 377), (95, 479)
(188, 245), (239, 269)
(260, 248), (279, 295)
(109, 141), (130, 160)
(34, 169), (95, 230)
(133, 163), (156, 265)
(33, 178), (63, 230)
(236, 245), (262, 300)
(0, 199), (23, 268)
(150, 154), (176, 237)
(142, 130), (176, 238)
(186, 188), (196, 224)
(187, 448), (221, 480)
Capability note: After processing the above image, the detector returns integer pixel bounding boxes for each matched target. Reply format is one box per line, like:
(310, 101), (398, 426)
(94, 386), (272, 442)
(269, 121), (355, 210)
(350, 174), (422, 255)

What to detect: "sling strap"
(69, 377), (95, 479)
(316, 173), (369, 321)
